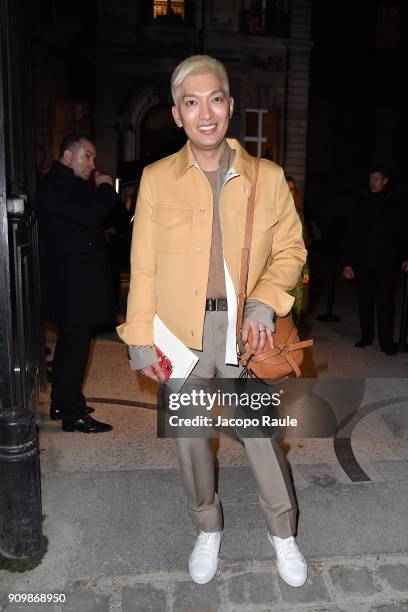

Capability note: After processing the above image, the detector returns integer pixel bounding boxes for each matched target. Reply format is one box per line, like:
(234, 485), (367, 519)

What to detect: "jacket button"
(199, 207), (205, 213)
(195, 246), (203, 254)
(194, 289), (199, 295)
(189, 330), (194, 336)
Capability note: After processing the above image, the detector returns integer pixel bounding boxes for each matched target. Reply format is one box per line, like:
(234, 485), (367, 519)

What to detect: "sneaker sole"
(277, 572), (307, 588)
(188, 567), (218, 585)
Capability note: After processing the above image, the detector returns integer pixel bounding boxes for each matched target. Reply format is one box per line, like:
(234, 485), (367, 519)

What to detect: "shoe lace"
(196, 532), (219, 558)
(276, 536), (300, 560)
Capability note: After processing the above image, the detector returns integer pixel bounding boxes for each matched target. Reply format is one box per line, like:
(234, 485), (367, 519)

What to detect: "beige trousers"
(175, 311), (298, 538)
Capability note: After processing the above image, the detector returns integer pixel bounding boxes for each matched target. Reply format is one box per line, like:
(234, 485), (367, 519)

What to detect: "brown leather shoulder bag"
(237, 158), (313, 381)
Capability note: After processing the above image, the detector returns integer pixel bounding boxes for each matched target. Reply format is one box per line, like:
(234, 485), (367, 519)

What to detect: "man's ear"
(172, 105), (183, 128)
(384, 177), (389, 186)
(61, 149), (72, 166)
(229, 96), (234, 119)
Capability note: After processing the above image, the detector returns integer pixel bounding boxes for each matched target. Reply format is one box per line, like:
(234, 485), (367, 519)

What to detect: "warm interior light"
(153, 0), (185, 20)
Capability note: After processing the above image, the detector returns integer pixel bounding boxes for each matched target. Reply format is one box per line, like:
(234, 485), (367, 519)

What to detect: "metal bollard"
(0, 403), (43, 558)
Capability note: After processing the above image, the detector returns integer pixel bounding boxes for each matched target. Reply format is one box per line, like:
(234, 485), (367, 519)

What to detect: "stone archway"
(121, 85), (184, 161)
(139, 104), (186, 159)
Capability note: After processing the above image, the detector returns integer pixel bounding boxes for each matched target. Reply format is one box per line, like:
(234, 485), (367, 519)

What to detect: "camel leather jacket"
(117, 138), (306, 352)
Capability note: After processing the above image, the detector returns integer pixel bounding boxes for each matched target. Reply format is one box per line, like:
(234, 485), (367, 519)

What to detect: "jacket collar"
(176, 138), (257, 185)
(50, 160), (76, 179)
(227, 138), (257, 185)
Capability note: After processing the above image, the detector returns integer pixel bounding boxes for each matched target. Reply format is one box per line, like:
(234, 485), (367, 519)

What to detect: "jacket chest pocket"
(237, 208), (278, 257)
(151, 206), (193, 253)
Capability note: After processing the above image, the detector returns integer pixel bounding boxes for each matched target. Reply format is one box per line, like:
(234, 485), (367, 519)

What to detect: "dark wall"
(306, 0), (408, 228)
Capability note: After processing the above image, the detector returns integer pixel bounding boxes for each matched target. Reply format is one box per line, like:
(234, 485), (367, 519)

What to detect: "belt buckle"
(218, 299), (227, 311)
(208, 298), (216, 311)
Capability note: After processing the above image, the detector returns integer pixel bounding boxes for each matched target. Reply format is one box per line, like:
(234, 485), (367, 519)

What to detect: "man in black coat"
(37, 132), (117, 432)
(342, 168), (408, 355)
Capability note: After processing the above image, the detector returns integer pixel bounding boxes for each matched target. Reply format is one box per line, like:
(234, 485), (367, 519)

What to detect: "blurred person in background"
(37, 132), (117, 432)
(342, 167), (408, 355)
(286, 176), (310, 321)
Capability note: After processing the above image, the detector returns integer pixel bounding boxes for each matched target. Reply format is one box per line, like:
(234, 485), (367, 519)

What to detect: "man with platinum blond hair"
(117, 55), (308, 587)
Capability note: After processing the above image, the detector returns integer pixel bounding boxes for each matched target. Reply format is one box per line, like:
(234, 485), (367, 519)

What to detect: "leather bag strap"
(236, 157), (261, 342)
(247, 338), (314, 364)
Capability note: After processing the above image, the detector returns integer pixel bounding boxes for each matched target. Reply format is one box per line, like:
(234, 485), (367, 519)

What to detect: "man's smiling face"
(172, 71), (233, 153)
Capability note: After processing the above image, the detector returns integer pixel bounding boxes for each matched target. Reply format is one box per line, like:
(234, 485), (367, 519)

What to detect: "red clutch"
(154, 345), (173, 381)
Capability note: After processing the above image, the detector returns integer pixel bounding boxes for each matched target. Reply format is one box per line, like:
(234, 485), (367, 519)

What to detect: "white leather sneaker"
(269, 533), (307, 587)
(188, 531), (222, 584)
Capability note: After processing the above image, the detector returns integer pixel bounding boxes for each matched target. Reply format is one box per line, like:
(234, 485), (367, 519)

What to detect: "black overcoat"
(342, 190), (408, 272)
(37, 161), (117, 325)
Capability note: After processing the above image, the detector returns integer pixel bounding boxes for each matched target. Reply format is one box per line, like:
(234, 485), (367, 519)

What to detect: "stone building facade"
(33, 0), (312, 192)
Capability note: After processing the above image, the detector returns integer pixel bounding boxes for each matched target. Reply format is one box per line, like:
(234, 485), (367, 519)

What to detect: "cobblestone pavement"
(2, 283), (408, 612)
(2, 554), (408, 611)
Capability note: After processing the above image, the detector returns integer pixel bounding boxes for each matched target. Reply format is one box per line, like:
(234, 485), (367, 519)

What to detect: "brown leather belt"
(205, 298), (228, 312)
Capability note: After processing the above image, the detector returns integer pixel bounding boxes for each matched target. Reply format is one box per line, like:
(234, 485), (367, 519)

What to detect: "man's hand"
(402, 261), (408, 273)
(241, 317), (274, 355)
(139, 361), (166, 382)
(95, 171), (113, 186)
(342, 266), (355, 280)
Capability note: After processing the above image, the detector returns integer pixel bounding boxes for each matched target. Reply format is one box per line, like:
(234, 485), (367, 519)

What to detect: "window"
(376, 0), (402, 49)
(240, 0), (290, 37)
(244, 109), (280, 161)
(153, 0), (185, 20)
